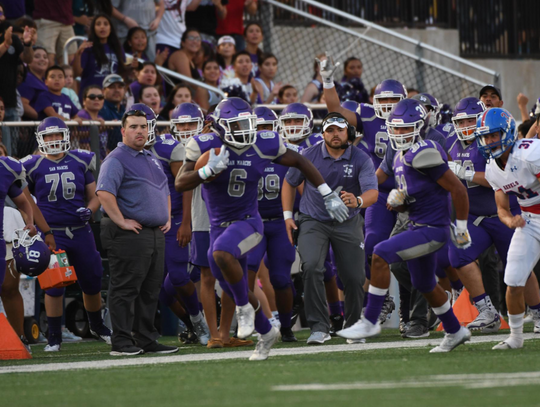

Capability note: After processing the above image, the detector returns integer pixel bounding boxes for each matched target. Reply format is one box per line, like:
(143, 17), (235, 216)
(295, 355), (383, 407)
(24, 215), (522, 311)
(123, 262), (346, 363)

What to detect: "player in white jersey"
(476, 108), (540, 349)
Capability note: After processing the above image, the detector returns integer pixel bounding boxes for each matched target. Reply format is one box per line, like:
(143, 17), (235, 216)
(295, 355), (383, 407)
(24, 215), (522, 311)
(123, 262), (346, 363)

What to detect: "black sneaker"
(110, 345), (144, 356)
(90, 324), (112, 345)
(377, 294), (396, 324)
(20, 336), (32, 354)
(143, 341), (179, 354)
(402, 324), (430, 339)
(280, 327), (298, 342)
(329, 314), (344, 337)
(179, 328), (199, 344)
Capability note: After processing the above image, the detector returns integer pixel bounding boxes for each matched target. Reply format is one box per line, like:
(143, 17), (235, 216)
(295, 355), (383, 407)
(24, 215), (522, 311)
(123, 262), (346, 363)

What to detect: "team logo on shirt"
(510, 165), (518, 172)
(343, 164), (353, 178)
(151, 158), (161, 169)
(199, 135), (214, 142)
(259, 132), (275, 139)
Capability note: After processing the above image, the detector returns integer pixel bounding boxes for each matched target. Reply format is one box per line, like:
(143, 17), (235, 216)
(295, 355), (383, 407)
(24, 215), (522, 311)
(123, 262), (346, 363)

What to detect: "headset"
(322, 113), (357, 143)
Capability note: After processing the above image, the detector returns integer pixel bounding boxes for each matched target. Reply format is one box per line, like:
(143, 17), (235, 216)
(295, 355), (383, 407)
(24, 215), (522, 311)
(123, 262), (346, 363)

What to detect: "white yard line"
(0, 333), (536, 375)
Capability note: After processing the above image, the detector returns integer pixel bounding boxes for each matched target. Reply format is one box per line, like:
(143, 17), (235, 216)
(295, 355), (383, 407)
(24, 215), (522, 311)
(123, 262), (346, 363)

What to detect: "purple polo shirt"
(96, 142), (169, 227)
(286, 142), (378, 222)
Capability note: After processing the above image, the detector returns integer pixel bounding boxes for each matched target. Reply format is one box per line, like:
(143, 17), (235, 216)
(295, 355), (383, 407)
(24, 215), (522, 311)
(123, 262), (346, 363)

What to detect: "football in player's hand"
(195, 148), (221, 182)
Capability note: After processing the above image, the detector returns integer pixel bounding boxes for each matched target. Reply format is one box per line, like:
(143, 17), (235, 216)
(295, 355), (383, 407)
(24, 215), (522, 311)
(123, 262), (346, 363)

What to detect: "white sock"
(190, 312), (202, 322)
(506, 313), (525, 347)
(272, 311), (280, 320)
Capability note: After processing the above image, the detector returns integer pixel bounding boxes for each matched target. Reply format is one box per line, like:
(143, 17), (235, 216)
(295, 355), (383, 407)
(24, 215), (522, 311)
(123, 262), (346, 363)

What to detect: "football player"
(176, 97), (348, 360)
(22, 117), (111, 351)
(338, 99), (472, 353)
(476, 108), (540, 349)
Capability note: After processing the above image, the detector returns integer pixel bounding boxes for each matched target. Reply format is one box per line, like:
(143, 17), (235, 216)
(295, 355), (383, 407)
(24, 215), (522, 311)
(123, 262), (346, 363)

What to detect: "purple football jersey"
(150, 133), (185, 218)
(184, 130), (287, 226)
(393, 140), (450, 227)
(448, 137), (498, 216)
(435, 122), (455, 139)
(299, 133), (323, 149)
(22, 150), (96, 228)
(0, 157), (26, 241)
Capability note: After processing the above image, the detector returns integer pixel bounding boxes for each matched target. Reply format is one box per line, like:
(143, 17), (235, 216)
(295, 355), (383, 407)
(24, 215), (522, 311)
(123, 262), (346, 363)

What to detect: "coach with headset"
(283, 112), (378, 344)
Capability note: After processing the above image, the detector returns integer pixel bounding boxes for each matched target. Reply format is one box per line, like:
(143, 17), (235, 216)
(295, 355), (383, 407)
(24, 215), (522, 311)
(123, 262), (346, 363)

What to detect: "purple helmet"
(452, 97), (487, 141)
(170, 103), (204, 145)
(373, 79), (407, 120)
(254, 106), (279, 132)
(212, 97), (257, 148)
(475, 108), (516, 159)
(413, 93), (441, 128)
(386, 99), (427, 151)
(342, 100), (360, 114)
(36, 117), (70, 155)
(279, 103), (314, 142)
(130, 103), (157, 146)
(12, 229), (50, 277)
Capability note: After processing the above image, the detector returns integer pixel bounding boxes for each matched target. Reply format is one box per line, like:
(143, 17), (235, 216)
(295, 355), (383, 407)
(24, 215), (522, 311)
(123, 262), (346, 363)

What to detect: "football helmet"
(452, 97), (487, 141)
(35, 117), (70, 155)
(412, 93), (441, 128)
(130, 103), (157, 146)
(12, 229), (50, 277)
(475, 108), (516, 159)
(279, 103), (314, 142)
(373, 79), (407, 120)
(386, 99), (427, 151)
(341, 100), (360, 114)
(212, 97), (257, 148)
(170, 103), (204, 145)
(254, 106), (279, 132)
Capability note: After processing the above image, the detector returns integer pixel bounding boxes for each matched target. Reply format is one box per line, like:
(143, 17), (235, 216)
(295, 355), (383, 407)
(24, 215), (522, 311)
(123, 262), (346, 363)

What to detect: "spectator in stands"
(517, 118), (535, 140)
(186, 0), (227, 45)
(124, 26), (169, 68)
(99, 73), (126, 152)
(73, 14), (127, 101)
(194, 41), (215, 77)
(278, 84), (298, 105)
(0, 22), (34, 154)
(61, 65), (83, 109)
(216, 35), (235, 79)
(13, 61), (26, 122)
(77, 84), (108, 158)
(160, 82), (194, 119)
(195, 58), (222, 113)
(215, 0), (257, 51)
(301, 53), (325, 103)
(339, 57), (369, 104)
(112, 0), (165, 62)
(34, 65), (83, 122)
(220, 50), (262, 104)
(13, 18), (38, 46)
(33, 0), (78, 66)
(255, 53), (281, 104)
(18, 46), (48, 120)
(168, 28), (203, 81)
(479, 84), (503, 108)
(129, 61), (162, 103)
(244, 22), (263, 76)
(516, 92), (531, 123)
(73, 0), (114, 36)
(139, 84), (162, 116)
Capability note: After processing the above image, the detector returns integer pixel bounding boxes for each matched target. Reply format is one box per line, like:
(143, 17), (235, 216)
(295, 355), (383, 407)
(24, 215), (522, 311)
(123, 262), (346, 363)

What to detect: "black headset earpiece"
(347, 124), (356, 142)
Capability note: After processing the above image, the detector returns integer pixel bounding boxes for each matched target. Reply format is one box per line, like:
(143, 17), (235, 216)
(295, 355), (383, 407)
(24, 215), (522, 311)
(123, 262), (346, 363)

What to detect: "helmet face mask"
(452, 115), (479, 141)
(170, 103), (205, 145)
(219, 114), (258, 148)
(278, 103), (313, 142)
(452, 97), (486, 142)
(373, 94), (404, 120)
(386, 99), (427, 151)
(475, 108), (516, 160)
(36, 118), (70, 155)
(373, 79), (407, 120)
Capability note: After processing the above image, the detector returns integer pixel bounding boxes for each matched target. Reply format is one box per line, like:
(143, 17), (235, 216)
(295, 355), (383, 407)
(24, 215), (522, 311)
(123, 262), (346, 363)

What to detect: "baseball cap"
(479, 84), (502, 100)
(322, 112), (348, 132)
(218, 36), (236, 47)
(102, 74), (125, 89)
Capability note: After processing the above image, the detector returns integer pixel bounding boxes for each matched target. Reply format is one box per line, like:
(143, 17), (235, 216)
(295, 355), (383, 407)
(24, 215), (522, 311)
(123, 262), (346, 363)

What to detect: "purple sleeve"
(7, 184), (23, 199)
(34, 91), (52, 113)
(354, 111), (364, 133)
(85, 169), (95, 185)
(96, 157), (124, 196)
(422, 162), (450, 182)
(358, 155), (378, 193)
(285, 166), (305, 188)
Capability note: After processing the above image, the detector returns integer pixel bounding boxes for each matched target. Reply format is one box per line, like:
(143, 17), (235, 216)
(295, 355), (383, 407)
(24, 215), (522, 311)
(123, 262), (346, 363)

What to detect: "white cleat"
(430, 326), (471, 353)
(44, 343), (61, 352)
(190, 313), (211, 346)
(249, 326), (279, 361)
(492, 335), (524, 350)
(346, 338), (366, 344)
(466, 309), (500, 333)
(337, 318), (381, 340)
(236, 303), (256, 339)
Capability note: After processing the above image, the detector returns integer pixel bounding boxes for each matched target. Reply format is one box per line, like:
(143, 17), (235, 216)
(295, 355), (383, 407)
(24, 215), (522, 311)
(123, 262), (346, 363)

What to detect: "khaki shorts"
(36, 18), (77, 56)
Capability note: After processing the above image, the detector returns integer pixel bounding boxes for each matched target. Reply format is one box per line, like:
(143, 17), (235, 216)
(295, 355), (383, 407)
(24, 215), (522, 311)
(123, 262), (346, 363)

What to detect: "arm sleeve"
(7, 184), (23, 199)
(96, 158), (124, 196)
(380, 146), (395, 176)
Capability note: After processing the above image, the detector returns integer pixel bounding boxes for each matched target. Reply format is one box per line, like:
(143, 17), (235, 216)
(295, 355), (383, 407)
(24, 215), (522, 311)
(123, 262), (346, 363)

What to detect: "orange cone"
(0, 313), (32, 360)
(436, 288), (509, 331)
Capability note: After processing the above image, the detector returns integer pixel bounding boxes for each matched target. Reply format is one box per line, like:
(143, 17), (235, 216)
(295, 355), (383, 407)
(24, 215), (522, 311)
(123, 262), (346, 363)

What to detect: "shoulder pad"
(0, 156), (26, 182)
(69, 149), (97, 172)
(408, 140), (445, 169)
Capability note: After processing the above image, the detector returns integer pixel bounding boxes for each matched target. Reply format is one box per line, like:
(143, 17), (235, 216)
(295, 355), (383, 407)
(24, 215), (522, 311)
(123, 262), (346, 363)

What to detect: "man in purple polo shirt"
(283, 112), (379, 345)
(96, 109), (177, 356)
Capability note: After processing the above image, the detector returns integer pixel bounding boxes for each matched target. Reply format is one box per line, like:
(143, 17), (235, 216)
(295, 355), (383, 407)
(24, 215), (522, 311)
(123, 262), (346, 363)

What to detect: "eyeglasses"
(323, 117), (348, 126)
(186, 35), (201, 42)
(87, 94), (104, 100)
(124, 109), (147, 118)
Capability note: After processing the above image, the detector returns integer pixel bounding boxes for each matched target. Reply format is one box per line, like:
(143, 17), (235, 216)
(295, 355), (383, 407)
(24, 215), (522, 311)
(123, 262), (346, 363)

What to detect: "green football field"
(2, 327), (540, 407)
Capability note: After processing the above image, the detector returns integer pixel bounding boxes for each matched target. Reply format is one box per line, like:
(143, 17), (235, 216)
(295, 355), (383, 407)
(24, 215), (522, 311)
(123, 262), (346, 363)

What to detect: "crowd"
(1, 0), (540, 361)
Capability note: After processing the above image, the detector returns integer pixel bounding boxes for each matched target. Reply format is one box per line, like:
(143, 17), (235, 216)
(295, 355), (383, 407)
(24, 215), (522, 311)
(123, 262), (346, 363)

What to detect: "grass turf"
(2, 328), (540, 407)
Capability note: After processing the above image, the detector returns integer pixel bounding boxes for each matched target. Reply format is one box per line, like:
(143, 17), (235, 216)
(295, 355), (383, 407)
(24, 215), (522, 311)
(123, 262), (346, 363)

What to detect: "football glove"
(448, 161), (475, 182)
(76, 207), (92, 222)
(387, 189), (407, 207)
(323, 191), (349, 223)
(200, 147), (229, 180)
(316, 51), (340, 86)
(450, 220), (472, 249)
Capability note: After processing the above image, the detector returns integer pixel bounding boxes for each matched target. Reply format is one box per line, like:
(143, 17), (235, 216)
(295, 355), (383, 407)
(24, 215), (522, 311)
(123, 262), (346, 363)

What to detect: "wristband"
(317, 183), (332, 197)
(356, 196), (363, 208)
(44, 230), (54, 236)
(456, 219), (468, 230)
(198, 166), (211, 180)
(323, 81), (335, 89)
(283, 211), (293, 220)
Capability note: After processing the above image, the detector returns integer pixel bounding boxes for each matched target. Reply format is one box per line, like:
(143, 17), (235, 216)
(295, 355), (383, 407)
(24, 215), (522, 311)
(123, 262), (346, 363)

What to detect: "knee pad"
(45, 287), (66, 297)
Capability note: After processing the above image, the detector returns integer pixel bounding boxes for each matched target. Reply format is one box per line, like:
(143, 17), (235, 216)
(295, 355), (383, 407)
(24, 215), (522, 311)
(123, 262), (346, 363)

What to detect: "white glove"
(449, 161), (475, 182)
(315, 51), (340, 86)
(450, 219), (472, 249)
(387, 189), (406, 207)
(323, 191), (349, 223)
(199, 147), (229, 180)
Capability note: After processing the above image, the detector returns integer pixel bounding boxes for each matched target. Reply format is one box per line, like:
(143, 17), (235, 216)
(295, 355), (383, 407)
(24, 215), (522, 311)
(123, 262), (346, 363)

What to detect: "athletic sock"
(229, 278), (249, 307)
(364, 286), (388, 325)
(328, 301), (342, 316)
(86, 310), (103, 330)
(254, 309), (272, 335)
(47, 316), (62, 344)
(339, 301), (345, 315)
(473, 294), (495, 313)
(433, 300), (461, 334)
(279, 311), (292, 329)
(506, 313), (525, 348)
